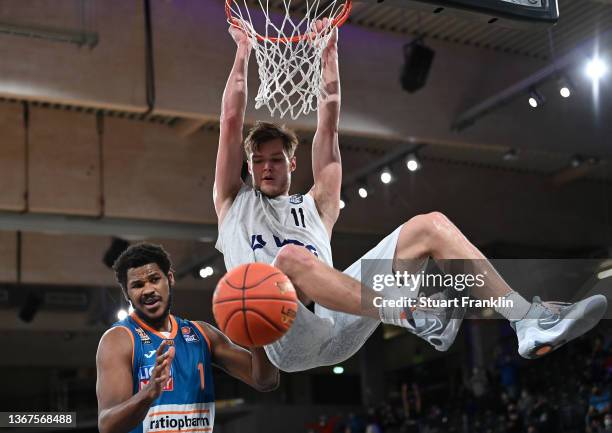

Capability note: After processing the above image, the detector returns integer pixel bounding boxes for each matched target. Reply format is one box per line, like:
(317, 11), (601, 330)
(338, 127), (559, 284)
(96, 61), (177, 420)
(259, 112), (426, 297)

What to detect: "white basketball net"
(226, 0), (350, 119)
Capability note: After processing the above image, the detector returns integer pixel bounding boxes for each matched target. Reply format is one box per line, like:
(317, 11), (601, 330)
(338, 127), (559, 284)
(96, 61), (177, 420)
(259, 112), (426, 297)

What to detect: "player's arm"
(309, 23), (342, 236)
(96, 331), (175, 433)
(214, 26), (252, 224)
(198, 321), (279, 392)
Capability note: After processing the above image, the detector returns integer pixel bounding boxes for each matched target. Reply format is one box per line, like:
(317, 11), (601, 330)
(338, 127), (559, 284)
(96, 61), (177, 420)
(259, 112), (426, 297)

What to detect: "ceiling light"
(117, 309), (128, 321)
(199, 266), (214, 278)
(380, 167), (393, 184)
(528, 88), (545, 108)
(406, 154), (420, 172)
(586, 58), (607, 81)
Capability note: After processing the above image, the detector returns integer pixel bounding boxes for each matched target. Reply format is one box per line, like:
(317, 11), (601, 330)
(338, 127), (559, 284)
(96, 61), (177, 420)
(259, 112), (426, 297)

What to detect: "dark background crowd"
(307, 326), (611, 433)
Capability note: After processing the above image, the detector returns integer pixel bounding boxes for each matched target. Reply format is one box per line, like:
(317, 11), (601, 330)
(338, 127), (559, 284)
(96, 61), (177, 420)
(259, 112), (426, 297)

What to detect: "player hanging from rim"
(213, 19), (608, 372)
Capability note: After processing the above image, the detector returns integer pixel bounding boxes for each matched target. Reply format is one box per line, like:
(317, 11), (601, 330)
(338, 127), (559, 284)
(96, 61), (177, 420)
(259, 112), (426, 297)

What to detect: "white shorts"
(264, 225), (404, 372)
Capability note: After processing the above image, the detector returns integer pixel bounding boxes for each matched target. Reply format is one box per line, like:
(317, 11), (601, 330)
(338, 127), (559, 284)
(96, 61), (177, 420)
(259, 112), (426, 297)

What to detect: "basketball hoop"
(225, 0), (352, 119)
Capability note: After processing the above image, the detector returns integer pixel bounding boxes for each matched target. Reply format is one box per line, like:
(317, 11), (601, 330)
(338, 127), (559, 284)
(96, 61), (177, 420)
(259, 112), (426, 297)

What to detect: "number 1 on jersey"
(291, 208), (306, 228)
(197, 362), (205, 390)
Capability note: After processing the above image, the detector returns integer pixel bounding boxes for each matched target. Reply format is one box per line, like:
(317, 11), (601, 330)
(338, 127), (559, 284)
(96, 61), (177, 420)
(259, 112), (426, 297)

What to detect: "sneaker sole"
(523, 294), (607, 359)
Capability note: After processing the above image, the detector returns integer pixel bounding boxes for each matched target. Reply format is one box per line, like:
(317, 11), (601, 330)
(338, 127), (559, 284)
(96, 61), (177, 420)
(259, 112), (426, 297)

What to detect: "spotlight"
(558, 76), (573, 98)
(503, 149), (519, 161)
(358, 187), (368, 199)
(406, 154), (420, 172)
(333, 366), (344, 375)
(339, 190), (348, 209)
(199, 266), (214, 278)
(528, 88), (545, 108)
(380, 167), (393, 184)
(103, 237), (130, 268)
(570, 156), (582, 168)
(586, 58), (607, 81)
(117, 309), (128, 321)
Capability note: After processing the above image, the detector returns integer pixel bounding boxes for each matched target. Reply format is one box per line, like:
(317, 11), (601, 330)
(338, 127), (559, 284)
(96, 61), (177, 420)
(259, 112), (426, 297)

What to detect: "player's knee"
(405, 211), (452, 245)
(274, 245), (314, 275)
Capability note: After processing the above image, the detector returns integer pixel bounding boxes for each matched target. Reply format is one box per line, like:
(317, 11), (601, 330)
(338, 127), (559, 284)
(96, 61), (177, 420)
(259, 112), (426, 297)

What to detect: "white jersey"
(216, 183), (333, 270)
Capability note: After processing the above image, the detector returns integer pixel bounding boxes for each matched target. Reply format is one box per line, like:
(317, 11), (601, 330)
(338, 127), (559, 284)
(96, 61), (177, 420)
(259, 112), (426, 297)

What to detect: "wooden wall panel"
(0, 103), (26, 211)
(103, 118), (217, 224)
(0, 0), (147, 111)
(28, 108), (101, 215)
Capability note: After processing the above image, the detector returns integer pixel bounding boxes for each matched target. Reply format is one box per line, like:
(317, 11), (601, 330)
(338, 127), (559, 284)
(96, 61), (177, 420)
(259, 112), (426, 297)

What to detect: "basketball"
(212, 263), (298, 347)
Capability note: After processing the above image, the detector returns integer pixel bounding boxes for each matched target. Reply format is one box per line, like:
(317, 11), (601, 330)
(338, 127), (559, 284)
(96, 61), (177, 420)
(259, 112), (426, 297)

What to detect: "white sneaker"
(511, 294), (608, 359)
(402, 289), (467, 352)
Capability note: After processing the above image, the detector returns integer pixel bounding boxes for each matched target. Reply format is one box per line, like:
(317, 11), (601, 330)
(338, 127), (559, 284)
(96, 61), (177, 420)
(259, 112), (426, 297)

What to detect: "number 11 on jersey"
(291, 208), (306, 228)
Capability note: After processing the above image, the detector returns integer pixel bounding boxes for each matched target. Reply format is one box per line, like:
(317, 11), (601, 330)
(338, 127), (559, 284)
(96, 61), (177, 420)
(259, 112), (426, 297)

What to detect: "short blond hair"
(244, 121), (299, 159)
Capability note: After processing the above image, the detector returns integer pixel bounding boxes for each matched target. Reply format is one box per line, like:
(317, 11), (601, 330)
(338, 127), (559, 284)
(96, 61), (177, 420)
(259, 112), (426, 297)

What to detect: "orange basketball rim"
(225, 0), (352, 44)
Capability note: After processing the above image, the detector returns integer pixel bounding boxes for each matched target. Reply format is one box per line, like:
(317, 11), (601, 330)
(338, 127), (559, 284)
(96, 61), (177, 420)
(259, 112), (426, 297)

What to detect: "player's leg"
(273, 244), (381, 319)
(390, 211), (608, 358)
(265, 229), (405, 371)
(393, 211), (512, 300)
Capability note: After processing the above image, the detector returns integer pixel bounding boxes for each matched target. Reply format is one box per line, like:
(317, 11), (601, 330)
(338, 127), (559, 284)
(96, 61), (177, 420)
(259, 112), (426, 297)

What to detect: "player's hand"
(312, 18), (337, 54)
(228, 24), (251, 48)
(143, 340), (175, 401)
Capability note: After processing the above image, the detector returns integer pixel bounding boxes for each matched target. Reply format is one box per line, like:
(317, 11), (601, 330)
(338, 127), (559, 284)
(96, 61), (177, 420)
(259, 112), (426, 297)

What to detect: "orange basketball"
(212, 263), (298, 347)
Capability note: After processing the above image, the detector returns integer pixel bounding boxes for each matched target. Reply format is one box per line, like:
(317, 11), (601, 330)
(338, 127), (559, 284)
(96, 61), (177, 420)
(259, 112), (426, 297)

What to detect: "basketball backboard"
(358, 0), (559, 26)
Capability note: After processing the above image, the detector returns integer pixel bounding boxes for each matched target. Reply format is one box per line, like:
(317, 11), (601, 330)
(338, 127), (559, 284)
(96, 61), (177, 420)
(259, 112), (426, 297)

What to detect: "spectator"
(517, 389), (534, 419)
(506, 403), (523, 433)
(590, 386), (611, 414)
(604, 413), (612, 433)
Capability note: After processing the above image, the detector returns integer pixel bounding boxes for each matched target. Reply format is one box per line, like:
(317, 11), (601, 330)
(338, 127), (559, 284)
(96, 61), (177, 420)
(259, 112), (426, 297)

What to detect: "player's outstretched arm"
(97, 332), (175, 433)
(310, 22), (341, 236)
(199, 321), (279, 392)
(214, 26), (252, 224)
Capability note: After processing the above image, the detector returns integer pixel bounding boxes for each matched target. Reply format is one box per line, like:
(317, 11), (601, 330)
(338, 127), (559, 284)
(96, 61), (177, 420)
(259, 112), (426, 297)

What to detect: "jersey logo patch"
(289, 194), (303, 204)
(251, 234), (267, 251)
(135, 327), (152, 344)
(181, 326), (200, 343)
(139, 364), (174, 392)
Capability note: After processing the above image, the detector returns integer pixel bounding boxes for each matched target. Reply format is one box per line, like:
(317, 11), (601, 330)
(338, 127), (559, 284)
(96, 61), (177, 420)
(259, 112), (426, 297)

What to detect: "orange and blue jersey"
(113, 313), (215, 433)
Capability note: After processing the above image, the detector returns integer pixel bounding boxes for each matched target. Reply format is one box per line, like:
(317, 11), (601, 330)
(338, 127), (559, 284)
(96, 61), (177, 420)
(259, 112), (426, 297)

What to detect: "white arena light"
(117, 309), (128, 321)
(380, 167), (393, 184)
(560, 86), (571, 98)
(406, 154), (420, 172)
(586, 58), (607, 81)
(528, 88), (545, 109)
(199, 266), (214, 278)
